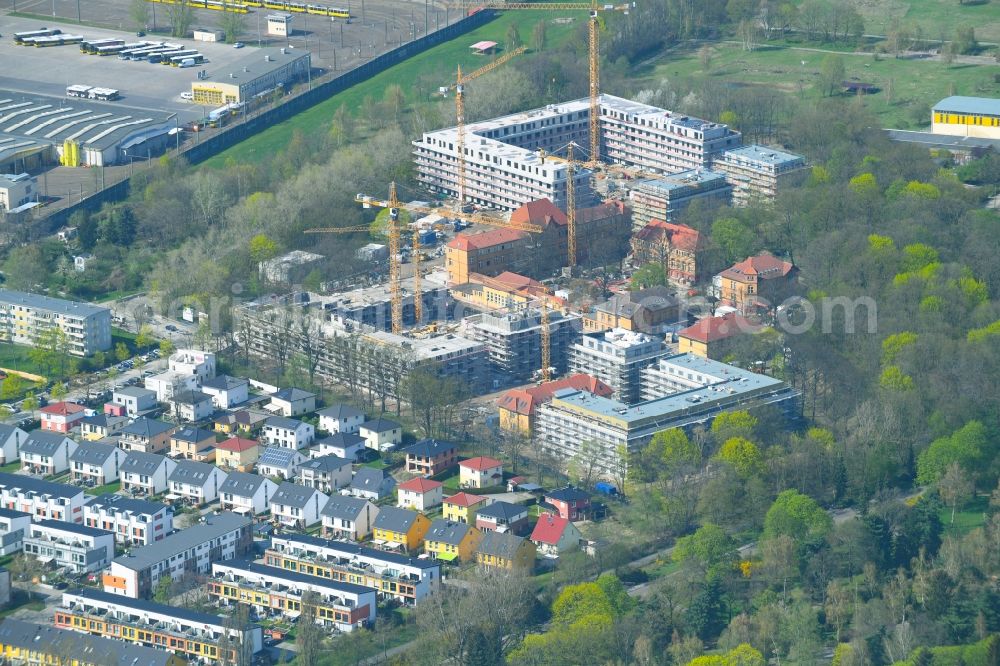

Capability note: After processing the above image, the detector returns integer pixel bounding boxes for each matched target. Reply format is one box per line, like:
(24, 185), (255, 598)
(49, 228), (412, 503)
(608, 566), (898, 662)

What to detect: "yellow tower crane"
(539, 301), (551, 382)
(566, 142), (577, 268)
(449, 1), (634, 166)
(307, 182), (542, 334)
(448, 45), (527, 207)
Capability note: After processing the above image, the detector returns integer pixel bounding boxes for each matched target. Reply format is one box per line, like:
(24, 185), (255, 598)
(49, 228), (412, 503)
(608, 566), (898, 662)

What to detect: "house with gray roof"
(295, 455), (352, 494)
(349, 467), (396, 501)
(270, 481), (329, 528)
(199, 375), (249, 409)
(317, 404), (365, 435)
(359, 417), (402, 451)
(83, 494), (172, 546)
(269, 387), (316, 417)
(321, 496), (379, 541)
(0, 473), (85, 522)
(372, 506), (424, 539)
(424, 519), (481, 562)
(0, 424), (28, 465)
(219, 471), (277, 516)
(80, 414), (128, 441)
(256, 446), (307, 480)
(168, 427), (216, 460)
(119, 418), (175, 455)
(0, 507), (31, 556)
(111, 386), (157, 417)
(475, 531), (536, 571)
(20, 432), (78, 475)
(170, 390), (214, 422)
(70, 441), (124, 486)
(120, 451), (176, 496)
(310, 433), (366, 461)
(168, 460), (227, 505)
(475, 501), (529, 535)
(262, 416), (314, 450)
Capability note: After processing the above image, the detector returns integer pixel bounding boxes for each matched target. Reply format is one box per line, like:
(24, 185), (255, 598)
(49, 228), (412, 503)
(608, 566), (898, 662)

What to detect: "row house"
(0, 424), (28, 465)
(102, 512), (252, 598)
(0, 619), (184, 666)
(120, 451), (176, 496)
(83, 494), (172, 546)
(321, 496), (379, 541)
(70, 441), (124, 486)
(424, 519), (482, 563)
(213, 408), (269, 436)
(20, 432), (77, 475)
(57, 588), (262, 660)
(267, 533), (441, 603)
(209, 559), (376, 632)
(0, 472), (84, 522)
(271, 481), (329, 528)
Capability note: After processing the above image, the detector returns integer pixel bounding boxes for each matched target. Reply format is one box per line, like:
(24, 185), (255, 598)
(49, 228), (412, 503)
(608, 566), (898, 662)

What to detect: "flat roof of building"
(932, 95), (1000, 116)
(273, 532), (440, 569)
(886, 128), (1000, 151)
(0, 287), (109, 317)
(32, 518), (113, 539)
(200, 46), (310, 89)
(64, 587), (252, 629)
(215, 559), (372, 597)
(633, 169), (728, 192)
(0, 91), (174, 153)
(719, 143), (806, 167)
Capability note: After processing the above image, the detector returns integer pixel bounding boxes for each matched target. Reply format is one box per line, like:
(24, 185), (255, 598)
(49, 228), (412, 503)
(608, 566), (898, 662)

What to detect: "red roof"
(460, 456), (502, 472)
(634, 220), (701, 252)
(530, 512), (573, 545)
(679, 313), (760, 344)
(444, 492), (488, 507)
(720, 252), (796, 284)
(398, 478), (443, 493)
(40, 402), (85, 416)
(447, 228), (529, 252)
(216, 437), (259, 452)
(509, 198), (567, 229)
(497, 374), (614, 416)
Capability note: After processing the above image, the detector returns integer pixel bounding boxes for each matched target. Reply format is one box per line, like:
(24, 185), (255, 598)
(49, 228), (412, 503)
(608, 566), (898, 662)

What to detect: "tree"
(219, 8), (246, 43)
(159, 338), (176, 357)
(384, 84), (406, 123)
(710, 411), (758, 442)
(153, 575), (173, 603)
(21, 392), (38, 415)
(129, 0), (150, 30)
(714, 437), (764, 478)
(50, 382), (67, 400)
(818, 55), (845, 97)
(699, 45), (713, 71)
(569, 439), (604, 489)
(296, 590), (322, 666)
(506, 21), (522, 49)
(711, 217), (756, 265)
(167, 0), (195, 37)
(249, 234), (279, 264)
(3, 245), (49, 291)
(631, 262), (668, 289)
(136, 325), (155, 353)
(673, 523), (738, 581)
(115, 342), (131, 363)
(916, 420), (989, 485)
(0, 374), (25, 400)
(532, 20), (547, 51)
(762, 489), (832, 551)
(938, 462), (974, 524)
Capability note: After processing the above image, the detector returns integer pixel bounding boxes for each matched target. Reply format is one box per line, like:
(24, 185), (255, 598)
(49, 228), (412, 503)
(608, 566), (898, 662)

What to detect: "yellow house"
(423, 519), (483, 563)
(475, 531), (536, 571)
(0, 618), (185, 666)
(676, 313), (760, 360)
(497, 375), (614, 437)
(215, 436), (261, 472)
(372, 506), (432, 552)
(443, 492), (490, 524)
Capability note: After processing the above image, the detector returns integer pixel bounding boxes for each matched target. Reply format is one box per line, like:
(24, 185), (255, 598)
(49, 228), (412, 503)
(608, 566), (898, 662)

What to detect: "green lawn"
(0, 593), (45, 619)
(201, 12), (582, 168)
(0, 344), (48, 378)
(0, 461), (21, 473)
(843, 0), (1000, 43)
(939, 495), (988, 537)
(641, 555), (681, 580)
(85, 481), (122, 496)
(637, 39), (1000, 129)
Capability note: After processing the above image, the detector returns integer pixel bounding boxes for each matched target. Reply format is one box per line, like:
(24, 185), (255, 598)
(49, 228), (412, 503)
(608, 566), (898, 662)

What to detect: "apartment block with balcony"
(267, 533), (441, 604)
(22, 519), (115, 573)
(568, 329), (670, 405)
(209, 559), (376, 632)
(0, 288), (111, 356)
(56, 588), (262, 661)
(103, 512), (252, 598)
(0, 472), (85, 523)
(464, 309), (581, 383)
(83, 494), (172, 546)
(0, 619), (184, 666)
(714, 144), (807, 206)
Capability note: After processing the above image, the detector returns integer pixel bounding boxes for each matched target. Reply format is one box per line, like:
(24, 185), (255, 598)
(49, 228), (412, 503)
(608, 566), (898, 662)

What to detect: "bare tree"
(296, 590), (322, 666)
(938, 462), (974, 524)
(568, 439), (604, 489)
(167, 0), (194, 37)
(129, 0), (150, 31)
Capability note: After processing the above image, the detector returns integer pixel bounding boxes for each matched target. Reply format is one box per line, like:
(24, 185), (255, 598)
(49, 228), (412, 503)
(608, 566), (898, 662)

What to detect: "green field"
(635, 40), (1000, 129)
(86, 481), (122, 496)
(201, 12), (581, 168)
(939, 495), (988, 537)
(0, 343), (47, 378)
(848, 0), (1000, 43)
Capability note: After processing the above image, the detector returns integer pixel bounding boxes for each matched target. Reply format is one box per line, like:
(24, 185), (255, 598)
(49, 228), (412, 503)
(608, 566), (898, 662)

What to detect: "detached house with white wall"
(262, 417), (314, 450)
(21, 432), (78, 476)
(270, 482), (329, 529)
(70, 441), (124, 486)
(310, 433), (366, 461)
(317, 404), (365, 435)
(359, 418), (402, 452)
(219, 472), (278, 516)
(295, 455), (352, 494)
(40, 402), (87, 434)
(0, 424), (28, 465)
(120, 452), (176, 496)
(199, 375), (249, 410)
(256, 446), (306, 480)
(321, 496), (379, 541)
(269, 388), (316, 417)
(168, 460), (227, 506)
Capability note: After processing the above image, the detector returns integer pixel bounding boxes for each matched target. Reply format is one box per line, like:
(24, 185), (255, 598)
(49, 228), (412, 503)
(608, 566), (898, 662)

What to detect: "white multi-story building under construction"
(413, 94), (741, 212)
(568, 328), (670, 405)
(463, 309), (581, 383)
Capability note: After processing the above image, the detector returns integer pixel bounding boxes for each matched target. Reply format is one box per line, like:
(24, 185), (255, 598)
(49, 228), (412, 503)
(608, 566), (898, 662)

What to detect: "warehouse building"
(535, 353), (799, 475)
(931, 96), (1000, 140)
(191, 47), (311, 106)
(0, 91), (175, 168)
(0, 288), (111, 356)
(714, 144), (808, 206)
(414, 94), (740, 211)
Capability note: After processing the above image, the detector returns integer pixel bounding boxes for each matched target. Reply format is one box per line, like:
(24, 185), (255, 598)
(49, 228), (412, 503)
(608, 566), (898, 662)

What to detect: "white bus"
(14, 28), (60, 44)
(88, 87), (120, 101)
(66, 84), (92, 98)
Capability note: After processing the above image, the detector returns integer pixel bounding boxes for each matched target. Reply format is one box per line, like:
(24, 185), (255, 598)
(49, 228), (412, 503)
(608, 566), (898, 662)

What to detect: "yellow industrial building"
(932, 96), (1000, 139)
(192, 47), (311, 106)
